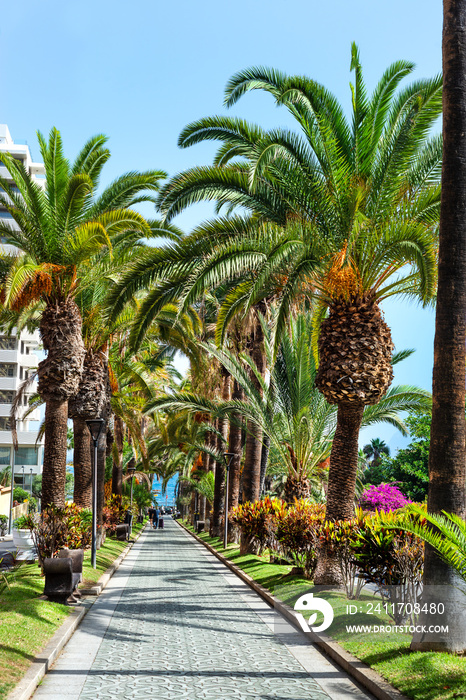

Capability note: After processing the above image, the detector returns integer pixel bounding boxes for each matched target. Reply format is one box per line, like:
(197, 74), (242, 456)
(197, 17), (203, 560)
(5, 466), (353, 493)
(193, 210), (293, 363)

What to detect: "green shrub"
(0, 514), (8, 536)
(275, 501), (325, 578)
(13, 515), (30, 530)
(103, 494), (133, 534)
(13, 487), (29, 504)
(231, 497), (286, 554)
(350, 509), (424, 623)
(27, 504), (92, 563)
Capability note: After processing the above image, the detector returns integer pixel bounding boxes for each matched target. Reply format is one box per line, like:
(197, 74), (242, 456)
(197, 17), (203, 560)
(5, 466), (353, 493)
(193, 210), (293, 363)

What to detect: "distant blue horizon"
(152, 475), (178, 507)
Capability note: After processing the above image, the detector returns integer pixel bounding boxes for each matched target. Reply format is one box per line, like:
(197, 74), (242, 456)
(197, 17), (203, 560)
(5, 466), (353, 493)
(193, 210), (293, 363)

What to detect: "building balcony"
(0, 377), (17, 390)
(19, 354), (39, 368)
(0, 430), (42, 447)
(0, 350), (18, 362)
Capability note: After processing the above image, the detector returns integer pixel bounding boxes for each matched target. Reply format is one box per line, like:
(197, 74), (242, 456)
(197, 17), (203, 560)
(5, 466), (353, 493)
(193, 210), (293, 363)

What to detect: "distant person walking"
(153, 507), (160, 530)
(148, 506), (155, 526)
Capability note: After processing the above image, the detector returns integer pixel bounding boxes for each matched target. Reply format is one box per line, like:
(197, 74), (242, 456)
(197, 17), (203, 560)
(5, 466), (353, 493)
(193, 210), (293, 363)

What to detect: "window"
(0, 391), (15, 404)
(0, 337), (16, 350)
(0, 447), (10, 465)
(20, 342), (31, 355)
(0, 417), (10, 430)
(15, 447), (38, 466)
(0, 364), (15, 377)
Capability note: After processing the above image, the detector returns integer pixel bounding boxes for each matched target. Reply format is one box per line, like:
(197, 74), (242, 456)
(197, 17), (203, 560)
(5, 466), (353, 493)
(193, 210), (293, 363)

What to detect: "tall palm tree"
(0, 128), (164, 506)
(416, 0), (466, 652)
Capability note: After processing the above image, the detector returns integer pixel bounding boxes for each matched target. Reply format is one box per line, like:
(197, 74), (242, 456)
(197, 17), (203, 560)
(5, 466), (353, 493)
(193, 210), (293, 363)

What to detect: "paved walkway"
(32, 519), (374, 700)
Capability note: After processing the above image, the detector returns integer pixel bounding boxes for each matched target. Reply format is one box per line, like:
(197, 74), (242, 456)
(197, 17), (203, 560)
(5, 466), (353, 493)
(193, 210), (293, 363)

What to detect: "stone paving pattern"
(33, 519), (369, 699)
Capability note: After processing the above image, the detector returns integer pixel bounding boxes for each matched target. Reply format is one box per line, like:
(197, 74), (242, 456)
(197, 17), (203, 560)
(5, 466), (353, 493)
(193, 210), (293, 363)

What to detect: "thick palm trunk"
(240, 305), (266, 553)
(283, 475), (312, 503)
(228, 380), (243, 512)
(41, 398), (68, 508)
(259, 435), (270, 496)
(212, 370), (231, 537)
(412, 0), (466, 653)
(314, 401), (364, 585)
(242, 304), (266, 504)
(39, 299), (85, 507)
(73, 417), (92, 508)
(112, 414), (124, 496)
(96, 418), (107, 547)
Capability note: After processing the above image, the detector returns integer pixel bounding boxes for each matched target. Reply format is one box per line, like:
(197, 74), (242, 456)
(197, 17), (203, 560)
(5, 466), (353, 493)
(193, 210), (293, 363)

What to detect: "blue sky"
(2, 0), (442, 452)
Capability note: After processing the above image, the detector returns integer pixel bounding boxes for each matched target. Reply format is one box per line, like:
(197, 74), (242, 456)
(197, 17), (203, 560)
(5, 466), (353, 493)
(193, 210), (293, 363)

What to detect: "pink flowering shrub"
(358, 483), (411, 512)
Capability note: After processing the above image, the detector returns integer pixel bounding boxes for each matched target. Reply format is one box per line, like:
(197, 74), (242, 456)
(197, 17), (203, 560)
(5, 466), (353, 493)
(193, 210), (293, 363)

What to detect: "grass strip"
(0, 521), (146, 699)
(183, 521), (466, 700)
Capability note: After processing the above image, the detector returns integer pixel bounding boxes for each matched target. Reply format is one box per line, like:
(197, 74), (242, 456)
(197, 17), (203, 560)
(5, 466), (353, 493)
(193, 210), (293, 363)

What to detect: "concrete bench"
(116, 523), (130, 541)
(43, 548), (84, 604)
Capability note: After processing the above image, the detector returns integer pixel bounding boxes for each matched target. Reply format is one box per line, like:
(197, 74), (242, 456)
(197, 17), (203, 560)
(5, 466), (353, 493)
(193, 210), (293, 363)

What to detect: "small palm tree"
(362, 438), (390, 468)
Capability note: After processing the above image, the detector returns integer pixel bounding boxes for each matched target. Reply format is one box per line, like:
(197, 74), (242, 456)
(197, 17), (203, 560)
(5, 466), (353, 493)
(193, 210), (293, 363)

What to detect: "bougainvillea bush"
(358, 483), (411, 512)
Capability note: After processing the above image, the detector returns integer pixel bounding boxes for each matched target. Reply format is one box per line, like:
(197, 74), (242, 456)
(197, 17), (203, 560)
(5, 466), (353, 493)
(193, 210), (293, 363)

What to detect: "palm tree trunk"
(112, 414), (124, 496)
(41, 398), (68, 508)
(240, 305), (266, 553)
(242, 304), (266, 503)
(39, 299), (85, 507)
(73, 417), (92, 508)
(314, 400), (364, 585)
(96, 417), (107, 548)
(212, 370), (231, 537)
(412, 0), (466, 652)
(259, 435), (270, 496)
(228, 380), (243, 511)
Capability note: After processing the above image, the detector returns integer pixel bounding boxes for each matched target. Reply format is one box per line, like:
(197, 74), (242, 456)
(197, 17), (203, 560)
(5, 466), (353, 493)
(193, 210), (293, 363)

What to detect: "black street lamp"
(86, 418), (104, 569)
(223, 452), (235, 550)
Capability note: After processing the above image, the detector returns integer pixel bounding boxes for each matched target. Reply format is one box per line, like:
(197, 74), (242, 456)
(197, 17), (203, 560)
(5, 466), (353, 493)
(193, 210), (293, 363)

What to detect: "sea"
(151, 474), (178, 508)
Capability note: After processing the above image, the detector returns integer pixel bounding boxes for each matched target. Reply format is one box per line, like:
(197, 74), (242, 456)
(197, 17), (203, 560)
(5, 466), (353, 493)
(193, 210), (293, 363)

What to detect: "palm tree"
(362, 438), (390, 469)
(0, 128), (164, 506)
(417, 0), (466, 652)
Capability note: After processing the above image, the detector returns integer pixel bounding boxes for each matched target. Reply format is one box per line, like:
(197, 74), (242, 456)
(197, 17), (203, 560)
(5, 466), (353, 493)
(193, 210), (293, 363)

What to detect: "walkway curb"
(7, 524), (147, 700)
(177, 520), (410, 700)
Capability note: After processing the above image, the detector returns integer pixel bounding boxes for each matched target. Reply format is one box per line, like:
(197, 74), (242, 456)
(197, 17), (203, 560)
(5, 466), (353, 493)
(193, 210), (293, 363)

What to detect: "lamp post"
(21, 466), (25, 490)
(85, 418), (104, 569)
(223, 453), (235, 550)
(29, 468), (33, 495)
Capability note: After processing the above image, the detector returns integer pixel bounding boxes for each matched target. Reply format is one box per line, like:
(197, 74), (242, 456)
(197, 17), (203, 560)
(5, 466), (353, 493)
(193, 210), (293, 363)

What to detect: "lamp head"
(223, 452), (235, 469)
(85, 418), (104, 442)
(127, 457), (136, 476)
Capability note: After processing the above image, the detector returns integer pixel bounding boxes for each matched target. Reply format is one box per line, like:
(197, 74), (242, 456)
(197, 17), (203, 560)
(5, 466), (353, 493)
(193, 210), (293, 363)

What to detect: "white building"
(0, 124), (45, 492)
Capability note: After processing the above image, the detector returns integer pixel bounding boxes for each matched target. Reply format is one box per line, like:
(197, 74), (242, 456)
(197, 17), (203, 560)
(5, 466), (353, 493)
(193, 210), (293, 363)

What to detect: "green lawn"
(182, 522), (466, 700)
(0, 522), (146, 700)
